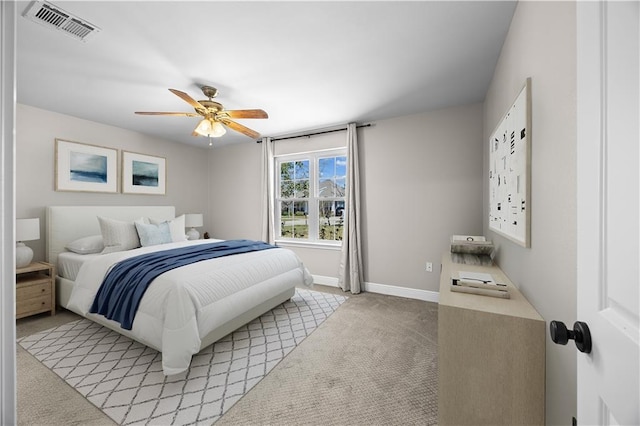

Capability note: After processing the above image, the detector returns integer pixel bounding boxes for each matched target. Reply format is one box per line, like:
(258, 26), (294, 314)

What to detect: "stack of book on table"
(451, 271), (510, 299)
(450, 235), (494, 266)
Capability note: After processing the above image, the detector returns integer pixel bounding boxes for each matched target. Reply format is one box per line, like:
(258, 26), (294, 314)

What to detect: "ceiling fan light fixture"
(211, 121), (226, 137)
(194, 118), (211, 135)
(194, 118), (226, 137)
(137, 87), (264, 140)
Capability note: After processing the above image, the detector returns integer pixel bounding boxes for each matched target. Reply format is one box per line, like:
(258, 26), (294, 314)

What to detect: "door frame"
(0, 1), (17, 423)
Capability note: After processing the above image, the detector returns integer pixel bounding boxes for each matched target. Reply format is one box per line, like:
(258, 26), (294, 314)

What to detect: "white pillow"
(65, 235), (104, 255)
(98, 216), (142, 254)
(135, 221), (172, 247)
(149, 214), (188, 242)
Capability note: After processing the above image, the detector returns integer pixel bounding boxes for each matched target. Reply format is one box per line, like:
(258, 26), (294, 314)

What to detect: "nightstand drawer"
(16, 294), (52, 318)
(16, 281), (51, 299)
(16, 261), (56, 319)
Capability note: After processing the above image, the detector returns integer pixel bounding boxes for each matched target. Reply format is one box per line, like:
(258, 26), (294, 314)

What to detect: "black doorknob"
(550, 320), (592, 354)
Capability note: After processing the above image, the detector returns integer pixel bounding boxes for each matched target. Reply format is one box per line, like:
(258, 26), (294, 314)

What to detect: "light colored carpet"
(18, 289), (345, 425)
(17, 285), (438, 425)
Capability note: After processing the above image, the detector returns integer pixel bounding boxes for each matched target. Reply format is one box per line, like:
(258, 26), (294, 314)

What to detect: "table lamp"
(16, 218), (40, 268)
(185, 213), (203, 240)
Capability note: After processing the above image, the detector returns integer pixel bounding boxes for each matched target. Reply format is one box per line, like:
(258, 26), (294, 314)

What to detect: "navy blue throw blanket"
(90, 240), (276, 330)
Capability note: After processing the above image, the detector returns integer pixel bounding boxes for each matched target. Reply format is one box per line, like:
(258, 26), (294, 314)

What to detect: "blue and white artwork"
(56, 139), (118, 193)
(132, 160), (159, 187)
(70, 151), (108, 183)
(122, 151), (166, 195)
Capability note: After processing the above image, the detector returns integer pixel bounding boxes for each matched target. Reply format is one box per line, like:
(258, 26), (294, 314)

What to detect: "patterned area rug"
(18, 289), (346, 425)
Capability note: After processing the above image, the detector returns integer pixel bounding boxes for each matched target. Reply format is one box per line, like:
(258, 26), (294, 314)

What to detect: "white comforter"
(67, 239), (313, 375)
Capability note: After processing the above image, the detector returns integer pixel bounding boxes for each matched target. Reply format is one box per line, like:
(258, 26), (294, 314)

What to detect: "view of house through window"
(277, 150), (346, 244)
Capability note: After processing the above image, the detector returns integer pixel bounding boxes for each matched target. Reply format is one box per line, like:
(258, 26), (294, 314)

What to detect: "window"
(276, 149), (347, 246)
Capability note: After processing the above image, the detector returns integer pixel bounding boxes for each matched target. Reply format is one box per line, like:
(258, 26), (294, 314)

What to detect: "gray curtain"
(338, 123), (363, 294)
(260, 137), (275, 244)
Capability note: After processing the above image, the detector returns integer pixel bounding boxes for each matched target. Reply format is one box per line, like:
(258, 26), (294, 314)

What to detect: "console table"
(438, 252), (545, 425)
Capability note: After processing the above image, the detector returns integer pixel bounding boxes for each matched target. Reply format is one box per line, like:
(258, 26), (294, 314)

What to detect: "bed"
(46, 205), (313, 375)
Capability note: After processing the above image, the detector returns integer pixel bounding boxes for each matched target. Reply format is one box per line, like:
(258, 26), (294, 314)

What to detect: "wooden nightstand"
(16, 261), (56, 319)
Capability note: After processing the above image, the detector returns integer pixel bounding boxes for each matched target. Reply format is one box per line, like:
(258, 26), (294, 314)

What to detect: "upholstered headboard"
(46, 205), (176, 264)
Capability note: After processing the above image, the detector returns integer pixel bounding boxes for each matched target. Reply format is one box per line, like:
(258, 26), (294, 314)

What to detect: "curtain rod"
(256, 123), (372, 143)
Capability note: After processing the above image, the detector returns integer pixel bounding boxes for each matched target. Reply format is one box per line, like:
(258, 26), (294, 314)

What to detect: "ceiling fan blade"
(169, 88), (204, 111)
(220, 119), (261, 139)
(221, 109), (268, 119)
(135, 111), (201, 117)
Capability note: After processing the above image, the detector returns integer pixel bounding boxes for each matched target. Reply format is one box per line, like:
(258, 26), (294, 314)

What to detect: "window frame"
(274, 148), (347, 249)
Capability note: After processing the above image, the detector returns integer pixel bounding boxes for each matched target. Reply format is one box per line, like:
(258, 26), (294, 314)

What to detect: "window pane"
(318, 156), (347, 198)
(293, 201), (308, 238)
(281, 201), (309, 239)
(281, 162), (294, 181)
(294, 160), (309, 179)
(318, 200), (344, 241)
(294, 201), (308, 216)
(280, 201), (294, 238)
(318, 178), (335, 198)
(281, 179), (294, 198)
(281, 161), (309, 198)
(335, 178), (346, 196)
(294, 179), (309, 198)
(336, 156), (347, 178)
(319, 157), (334, 180)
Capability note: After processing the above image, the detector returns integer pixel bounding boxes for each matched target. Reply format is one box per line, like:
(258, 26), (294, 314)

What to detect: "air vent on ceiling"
(22, 0), (100, 42)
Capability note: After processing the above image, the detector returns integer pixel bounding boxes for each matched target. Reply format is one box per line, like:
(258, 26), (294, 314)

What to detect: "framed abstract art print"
(122, 151), (166, 195)
(55, 139), (118, 193)
(488, 78), (531, 247)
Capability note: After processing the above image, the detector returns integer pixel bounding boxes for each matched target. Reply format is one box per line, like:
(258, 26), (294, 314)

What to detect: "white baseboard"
(312, 275), (439, 303)
(313, 275), (340, 287)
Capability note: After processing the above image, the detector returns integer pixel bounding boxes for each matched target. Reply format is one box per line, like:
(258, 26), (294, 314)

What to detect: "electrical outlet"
(426, 262), (433, 272)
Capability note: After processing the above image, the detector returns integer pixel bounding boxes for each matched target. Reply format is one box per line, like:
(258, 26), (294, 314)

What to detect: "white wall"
(483, 2), (577, 425)
(16, 104), (211, 262)
(208, 103), (484, 295)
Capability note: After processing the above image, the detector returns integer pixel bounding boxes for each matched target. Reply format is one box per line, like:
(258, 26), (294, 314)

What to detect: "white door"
(576, 1), (639, 425)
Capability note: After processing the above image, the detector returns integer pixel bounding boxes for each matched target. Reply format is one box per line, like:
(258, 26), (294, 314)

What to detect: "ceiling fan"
(135, 86), (268, 139)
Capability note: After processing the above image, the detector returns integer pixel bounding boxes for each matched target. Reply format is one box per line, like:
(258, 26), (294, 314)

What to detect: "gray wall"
(207, 140), (263, 241)
(361, 103), (484, 292)
(207, 103), (484, 294)
(16, 104), (210, 262)
(483, 2), (577, 425)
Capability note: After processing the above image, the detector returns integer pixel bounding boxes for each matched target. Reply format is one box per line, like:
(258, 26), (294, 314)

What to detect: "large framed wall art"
(488, 78), (531, 248)
(122, 151), (166, 195)
(55, 139), (118, 193)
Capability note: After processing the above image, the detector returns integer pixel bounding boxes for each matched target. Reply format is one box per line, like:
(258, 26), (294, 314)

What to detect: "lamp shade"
(194, 119), (227, 137)
(16, 218), (40, 242)
(185, 214), (203, 228)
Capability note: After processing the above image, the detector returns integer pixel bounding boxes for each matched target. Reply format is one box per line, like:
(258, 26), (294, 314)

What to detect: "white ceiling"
(16, 1), (517, 147)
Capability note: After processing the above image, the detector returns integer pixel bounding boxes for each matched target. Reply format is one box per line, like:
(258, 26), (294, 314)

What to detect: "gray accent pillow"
(98, 216), (142, 254)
